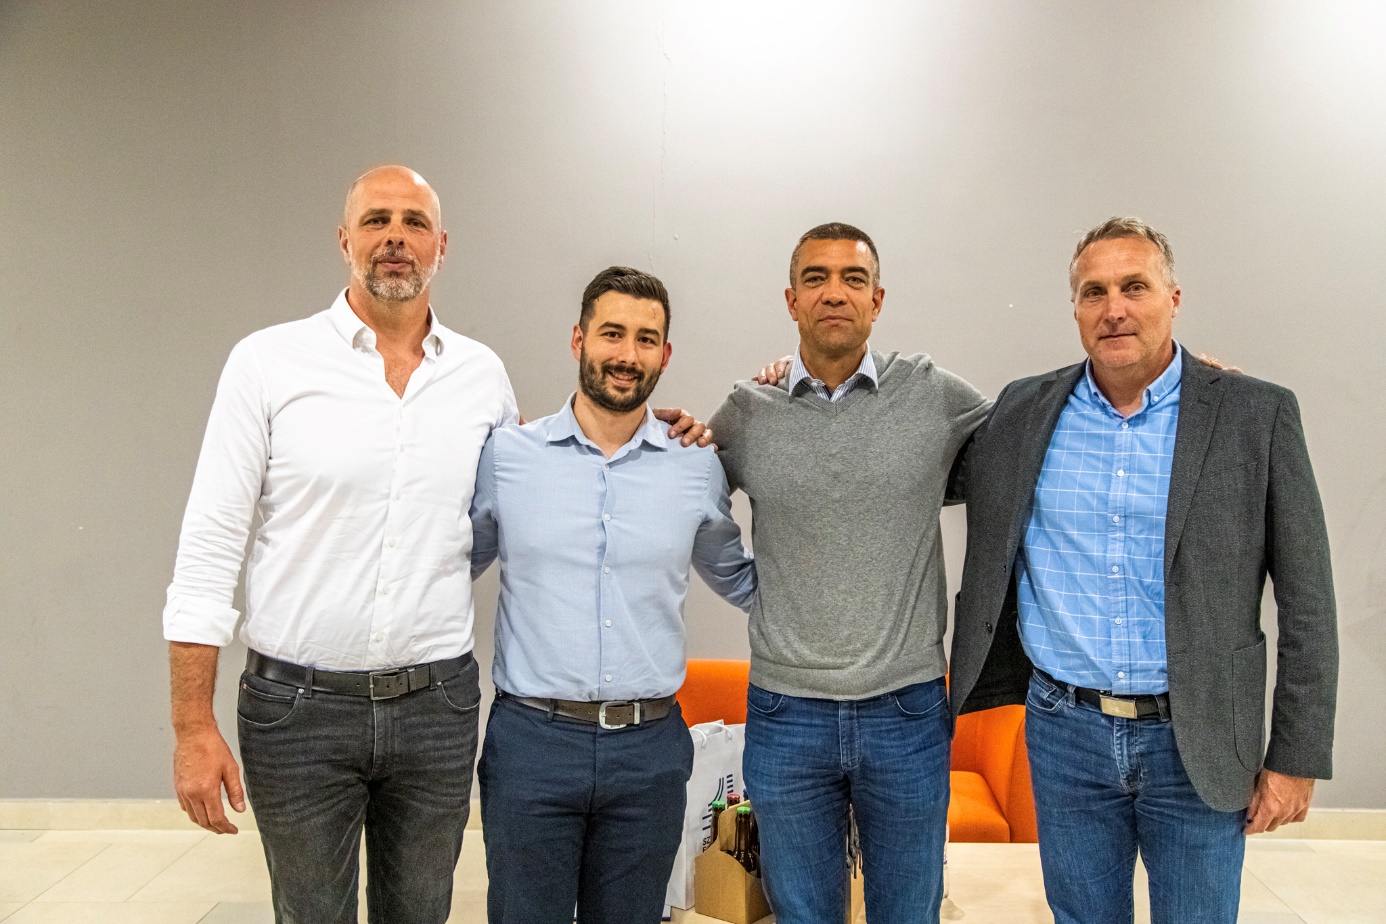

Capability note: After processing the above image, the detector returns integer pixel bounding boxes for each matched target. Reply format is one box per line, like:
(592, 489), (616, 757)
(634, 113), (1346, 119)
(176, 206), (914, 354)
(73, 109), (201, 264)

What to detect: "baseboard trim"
(0, 798), (485, 832)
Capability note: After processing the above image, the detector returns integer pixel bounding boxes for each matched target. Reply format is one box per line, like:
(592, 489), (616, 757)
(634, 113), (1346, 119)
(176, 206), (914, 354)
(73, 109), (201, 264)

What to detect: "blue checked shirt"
(469, 398), (756, 701)
(1015, 344), (1183, 695)
(787, 346), (878, 401)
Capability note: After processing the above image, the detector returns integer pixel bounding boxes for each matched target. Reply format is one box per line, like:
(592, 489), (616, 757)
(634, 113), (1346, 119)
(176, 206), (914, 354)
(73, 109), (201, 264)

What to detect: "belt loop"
(546, 699), (557, 721)
(1156, 694), (1170, 721)
(303, 665), (314, 699)
(1064, 680), (1077, 708)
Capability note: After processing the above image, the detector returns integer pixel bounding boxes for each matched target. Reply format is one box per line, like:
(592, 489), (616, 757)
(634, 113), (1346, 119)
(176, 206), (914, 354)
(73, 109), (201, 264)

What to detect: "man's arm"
(468, 435), (501, 579)
(690, 455), (756, 611)
(1247, 389), (1338, 833)
(170, 642), (245, 833)
(164, 339), (268, 833)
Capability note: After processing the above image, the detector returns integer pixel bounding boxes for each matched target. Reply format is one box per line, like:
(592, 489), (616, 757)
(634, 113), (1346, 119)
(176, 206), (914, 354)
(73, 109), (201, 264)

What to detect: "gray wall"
(2, 1), (1383, 808)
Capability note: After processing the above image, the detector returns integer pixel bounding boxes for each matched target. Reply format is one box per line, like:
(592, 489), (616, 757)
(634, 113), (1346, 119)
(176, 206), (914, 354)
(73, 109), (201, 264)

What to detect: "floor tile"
(1238, 914), (1307, 923)
(1248, 837), (1314, 852)
(129, 836), (271, 903)
(0, 833), (41, 844)
(1245, 844), (1386, 923)
(0, 905), (23, 922)
(35, 830), (208, 846)
(0, 842), (106, 902)
(4, 903), (215, 924)
(34, 840), (198, 902)
(197, 903), (275, 924)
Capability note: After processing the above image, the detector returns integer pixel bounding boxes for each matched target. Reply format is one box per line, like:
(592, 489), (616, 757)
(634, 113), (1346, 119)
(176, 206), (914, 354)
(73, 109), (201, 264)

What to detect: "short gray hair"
(1069, 216), (1177, 298)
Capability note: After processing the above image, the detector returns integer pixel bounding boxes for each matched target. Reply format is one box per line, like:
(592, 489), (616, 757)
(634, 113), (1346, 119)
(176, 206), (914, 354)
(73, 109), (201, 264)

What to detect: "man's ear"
(570, 324), (584, 362)
(338, 227), (350, 264)
(785, 287), (799, 322)
(660, 340), (673, 372)
(1171, 287), (1181, 318)
(871, 286), (885, 321)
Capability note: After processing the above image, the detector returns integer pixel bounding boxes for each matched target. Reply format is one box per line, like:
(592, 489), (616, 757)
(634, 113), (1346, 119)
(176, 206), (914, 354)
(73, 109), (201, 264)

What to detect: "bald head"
(343, 165), (441, 228)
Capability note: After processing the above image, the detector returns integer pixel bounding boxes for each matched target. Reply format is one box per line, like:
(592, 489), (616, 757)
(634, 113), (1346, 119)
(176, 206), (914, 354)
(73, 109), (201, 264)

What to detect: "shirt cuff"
(162, 595), (240, 647)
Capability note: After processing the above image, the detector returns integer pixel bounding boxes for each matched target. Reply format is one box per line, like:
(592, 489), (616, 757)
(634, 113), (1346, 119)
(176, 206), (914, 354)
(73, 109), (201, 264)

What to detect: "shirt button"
(1115, 618), (1124, 625)
(379, 585), (389, 596)
(1117, 469), (1126, 477)
(1121, 422), (1129, 429)
(603, 514), (611, 521)
(387, 537), (397, 548)
(603, 566), (611, 574)
(394, 491), (402, 500)
(1118, 671), (1126, 679)
(398, 445), (405, 453)
(605, 674), (613, 682)
(373, 632), (385, 642)
(1111, 566), (1120, 573)
(1113, 515), (1120, 523)
(604, 620), (613, 627)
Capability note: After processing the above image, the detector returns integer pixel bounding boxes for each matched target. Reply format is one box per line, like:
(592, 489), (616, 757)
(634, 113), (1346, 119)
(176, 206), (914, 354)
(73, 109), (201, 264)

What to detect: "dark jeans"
(477, 694), (694, 924)
(1026, 671), (1246, 924)
(742, 679), (952, 924)
(237, 653), (481, 924)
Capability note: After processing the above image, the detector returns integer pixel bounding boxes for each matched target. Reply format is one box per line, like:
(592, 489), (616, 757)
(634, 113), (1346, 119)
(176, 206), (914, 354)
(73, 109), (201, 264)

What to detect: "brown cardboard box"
(847, 868), (865, 923)
(694, 806), (772, 924)
(693, 845), (772, 924)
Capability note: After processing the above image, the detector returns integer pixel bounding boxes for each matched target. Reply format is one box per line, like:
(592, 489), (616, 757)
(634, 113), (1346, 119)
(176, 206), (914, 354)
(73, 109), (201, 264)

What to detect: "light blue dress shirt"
(1016, 344), (1183, 695)
(787, 346), (878, 402)
(469, 398), (757, 701)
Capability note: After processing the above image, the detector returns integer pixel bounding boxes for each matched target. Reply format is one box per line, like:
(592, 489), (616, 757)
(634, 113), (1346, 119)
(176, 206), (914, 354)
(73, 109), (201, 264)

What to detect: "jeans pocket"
(1026, 672), (1066, 715)
(892, 680), (946, 717)
(746, 683), (785, 717)
(237, 673), (300, 729)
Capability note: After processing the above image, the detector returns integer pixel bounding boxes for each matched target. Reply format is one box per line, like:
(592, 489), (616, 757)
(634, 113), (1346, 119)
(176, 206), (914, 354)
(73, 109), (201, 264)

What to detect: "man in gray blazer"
(948, 217), (1337, 924)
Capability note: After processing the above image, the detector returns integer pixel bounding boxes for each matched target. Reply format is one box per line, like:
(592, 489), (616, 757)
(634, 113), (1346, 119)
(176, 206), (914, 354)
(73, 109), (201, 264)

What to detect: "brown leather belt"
(246, 649), (469, 701)
(499, 690), (677, 729)
(1036, 669), (1169, 720)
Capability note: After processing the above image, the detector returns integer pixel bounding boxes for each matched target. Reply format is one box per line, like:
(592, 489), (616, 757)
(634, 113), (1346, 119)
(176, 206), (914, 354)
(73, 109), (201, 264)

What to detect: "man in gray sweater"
(709, 223), (990, 924)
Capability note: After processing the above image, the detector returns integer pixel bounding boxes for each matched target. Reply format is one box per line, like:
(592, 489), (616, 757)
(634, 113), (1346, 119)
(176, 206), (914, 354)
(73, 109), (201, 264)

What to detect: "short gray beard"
(355, 248), (440, 303)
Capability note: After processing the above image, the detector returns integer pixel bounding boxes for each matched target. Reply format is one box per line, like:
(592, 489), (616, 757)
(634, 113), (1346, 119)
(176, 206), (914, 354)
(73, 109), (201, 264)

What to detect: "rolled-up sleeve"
(163, 339), (270, 647)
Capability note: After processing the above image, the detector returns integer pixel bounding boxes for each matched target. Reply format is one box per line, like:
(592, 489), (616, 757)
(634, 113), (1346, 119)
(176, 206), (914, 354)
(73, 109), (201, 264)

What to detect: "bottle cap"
(737, 804), (751, 815)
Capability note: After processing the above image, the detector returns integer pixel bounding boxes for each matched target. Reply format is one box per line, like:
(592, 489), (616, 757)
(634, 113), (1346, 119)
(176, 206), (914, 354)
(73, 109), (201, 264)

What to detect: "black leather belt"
(499, 690), (676, 729)
(246, 650), (469, 701)
(1036, 669), (1169, 720)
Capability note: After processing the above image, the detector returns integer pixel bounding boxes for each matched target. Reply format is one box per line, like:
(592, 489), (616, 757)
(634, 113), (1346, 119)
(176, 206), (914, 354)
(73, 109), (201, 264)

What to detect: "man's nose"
(821, 280), (848, 305)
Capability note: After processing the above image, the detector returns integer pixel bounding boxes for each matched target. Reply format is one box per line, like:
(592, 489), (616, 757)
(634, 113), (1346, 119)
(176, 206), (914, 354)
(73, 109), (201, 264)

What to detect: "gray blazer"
(948, 350), (1338, 811)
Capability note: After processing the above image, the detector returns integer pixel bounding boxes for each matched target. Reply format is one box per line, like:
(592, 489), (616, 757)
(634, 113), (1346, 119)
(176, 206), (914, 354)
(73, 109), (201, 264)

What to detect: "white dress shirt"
(164, 290), (518, 670)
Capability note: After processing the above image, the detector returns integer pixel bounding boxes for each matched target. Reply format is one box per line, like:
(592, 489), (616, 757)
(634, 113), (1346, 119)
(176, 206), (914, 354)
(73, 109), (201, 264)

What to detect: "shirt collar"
(1080, 341), (1183, 417)
(787, 345), (879, 396)
(545, 395), (669, 454)
(327, 288), (444, 359)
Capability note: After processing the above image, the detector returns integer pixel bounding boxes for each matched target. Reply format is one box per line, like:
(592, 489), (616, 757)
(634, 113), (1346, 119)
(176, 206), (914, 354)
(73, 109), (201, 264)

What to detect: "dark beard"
(578, 350), (660, 413)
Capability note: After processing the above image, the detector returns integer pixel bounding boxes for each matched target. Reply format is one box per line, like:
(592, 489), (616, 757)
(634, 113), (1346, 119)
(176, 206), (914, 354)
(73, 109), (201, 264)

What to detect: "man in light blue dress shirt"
(469, 267), (757, 924)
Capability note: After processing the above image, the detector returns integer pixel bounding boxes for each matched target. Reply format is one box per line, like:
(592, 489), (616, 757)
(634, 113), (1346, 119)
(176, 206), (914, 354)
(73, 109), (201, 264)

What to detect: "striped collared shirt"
(787, 346), (878, 402)
(1015, 344), (1183, 695)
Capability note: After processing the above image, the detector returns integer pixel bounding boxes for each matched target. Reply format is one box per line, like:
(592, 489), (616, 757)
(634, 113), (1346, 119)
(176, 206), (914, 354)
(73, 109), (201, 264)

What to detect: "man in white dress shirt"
(163, 166), (702, 923)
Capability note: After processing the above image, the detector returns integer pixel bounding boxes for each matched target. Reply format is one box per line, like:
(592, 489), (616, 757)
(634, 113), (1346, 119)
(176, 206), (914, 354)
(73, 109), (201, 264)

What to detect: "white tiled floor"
(0, 828), (1383, 923)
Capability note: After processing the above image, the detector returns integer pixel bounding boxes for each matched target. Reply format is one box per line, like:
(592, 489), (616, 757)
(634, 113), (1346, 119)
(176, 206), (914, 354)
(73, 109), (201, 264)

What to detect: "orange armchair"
(949, 705), (1038, 842)
(676, 660), (1037, 844)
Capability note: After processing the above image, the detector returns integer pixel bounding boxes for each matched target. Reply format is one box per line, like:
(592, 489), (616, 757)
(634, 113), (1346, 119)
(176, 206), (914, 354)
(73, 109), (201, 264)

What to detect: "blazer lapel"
(1164, 351), (1224, 580)
(1004, 363), (1084, 560)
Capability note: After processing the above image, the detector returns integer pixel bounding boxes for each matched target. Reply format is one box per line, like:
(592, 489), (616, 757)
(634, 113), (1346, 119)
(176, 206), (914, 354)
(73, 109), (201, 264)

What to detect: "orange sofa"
(676, 659), (1037, 843)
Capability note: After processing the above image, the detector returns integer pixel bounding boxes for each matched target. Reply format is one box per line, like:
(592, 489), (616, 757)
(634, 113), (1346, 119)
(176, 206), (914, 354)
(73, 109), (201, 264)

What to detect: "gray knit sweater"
(710, 351), (990, 699)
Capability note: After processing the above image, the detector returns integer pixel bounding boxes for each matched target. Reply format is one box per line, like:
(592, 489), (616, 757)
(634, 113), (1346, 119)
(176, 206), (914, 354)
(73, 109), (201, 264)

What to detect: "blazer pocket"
(1231, 639), (1268, 772)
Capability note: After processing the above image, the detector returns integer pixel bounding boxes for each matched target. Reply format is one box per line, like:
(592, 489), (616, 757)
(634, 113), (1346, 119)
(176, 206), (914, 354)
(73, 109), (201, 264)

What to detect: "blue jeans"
(237, 654), (481, 924)
(1026, 671), (1246, 924)
(743, 678), (951, 924)
(478, 695), (694, 924)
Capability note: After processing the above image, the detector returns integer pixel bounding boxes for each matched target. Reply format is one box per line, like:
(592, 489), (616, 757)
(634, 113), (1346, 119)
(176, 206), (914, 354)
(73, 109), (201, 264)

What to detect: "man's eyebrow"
(800, 263), (871, 278)
(596, 321), (627, 332)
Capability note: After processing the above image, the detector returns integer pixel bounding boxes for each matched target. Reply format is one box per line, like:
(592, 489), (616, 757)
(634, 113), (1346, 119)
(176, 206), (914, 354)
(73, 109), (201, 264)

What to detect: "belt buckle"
(1099, 694), (1139, 719)
(369, 669), (410, 700)
(598, 700), (640, 729)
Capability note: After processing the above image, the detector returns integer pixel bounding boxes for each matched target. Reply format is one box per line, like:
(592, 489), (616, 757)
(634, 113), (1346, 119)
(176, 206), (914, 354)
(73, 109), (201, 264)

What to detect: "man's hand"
(174, 724), (246, 834)
(1196, 353), (1243, 374)
(652, 407), (713, 448)
(1245, 768), (1315, 834)
(169, 641), (245, 834)
(752, 355), (794, 387)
